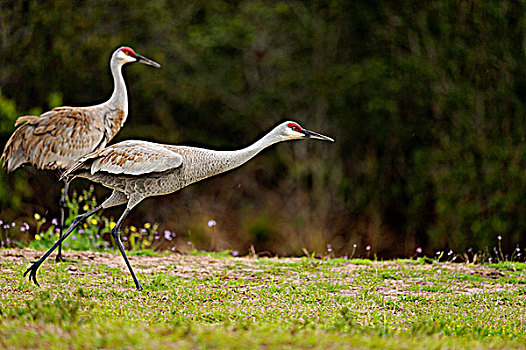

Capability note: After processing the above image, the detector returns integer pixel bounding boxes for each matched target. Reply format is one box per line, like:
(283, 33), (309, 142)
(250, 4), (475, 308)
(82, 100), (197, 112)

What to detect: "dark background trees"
(1, 0), (526, 257)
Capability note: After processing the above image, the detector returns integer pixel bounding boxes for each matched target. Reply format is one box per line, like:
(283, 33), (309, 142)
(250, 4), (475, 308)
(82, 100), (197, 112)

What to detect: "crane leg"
(111, 208), (143, 291)
(56, 181), (70, 263)
(24, 204), (103, 287)
(23, 190), (128, 287)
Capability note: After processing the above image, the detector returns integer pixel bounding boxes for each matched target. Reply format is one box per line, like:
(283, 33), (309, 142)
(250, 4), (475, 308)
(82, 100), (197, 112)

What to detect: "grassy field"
(1, 248), (525, 349)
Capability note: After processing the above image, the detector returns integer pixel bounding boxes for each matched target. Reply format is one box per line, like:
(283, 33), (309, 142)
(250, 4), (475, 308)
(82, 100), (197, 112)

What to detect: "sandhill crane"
(23, 121), (334, 290)
(1, 46), (160, 261)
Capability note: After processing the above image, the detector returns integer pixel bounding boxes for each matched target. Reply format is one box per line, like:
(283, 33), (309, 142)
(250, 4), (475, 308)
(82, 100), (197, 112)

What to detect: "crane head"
(113, 46), (161, 68)
(277, 121), (334, 142)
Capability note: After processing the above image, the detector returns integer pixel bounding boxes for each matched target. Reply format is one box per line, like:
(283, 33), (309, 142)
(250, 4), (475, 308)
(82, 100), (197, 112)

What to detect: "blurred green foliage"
(1, 0), (526, 256)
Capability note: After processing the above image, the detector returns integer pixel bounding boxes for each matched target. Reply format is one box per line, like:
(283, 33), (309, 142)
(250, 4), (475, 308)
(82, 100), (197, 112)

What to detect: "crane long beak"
(134, 53), (161, 68)
(303, 129), (335, 142)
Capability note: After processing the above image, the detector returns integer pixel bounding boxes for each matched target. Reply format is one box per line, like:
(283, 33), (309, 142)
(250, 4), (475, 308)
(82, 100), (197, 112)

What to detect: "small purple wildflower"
(71, 235), (77, 240)
(416, 247), (422, 254)
(79, 229), (85, 234)
(154, 235), (160, 240)
(366, 245), (371, 251)
(171, 246), (176, 251)
(3, 224), (9, 229)
(63, 242), (69, 247)
(517, 248), (521, 252)
(232, 250), (239, 257)
(448, 250), (453, 256)
(207, 220), (216, 227)
(164, 230), (172, 240)
(141, 228), (147, 233)
(89, 235), (93, 239)
(11, 222), (16, 227)
(0, 220), (3, 225)
(51, 218), (58, 226)
(122, 236), (128, 241)
(21, 227), (26, 232)
(55, 228), (60, 233)
(343, 255), (348, 259)
(498, 235), (502, 241)
(489, 257), (492, 263)
(353, 244), (357, 248)
(187, 241), (192, 245)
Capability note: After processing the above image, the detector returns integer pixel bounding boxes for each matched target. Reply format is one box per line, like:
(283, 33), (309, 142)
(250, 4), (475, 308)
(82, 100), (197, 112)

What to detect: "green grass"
(1, 249), (526, 349)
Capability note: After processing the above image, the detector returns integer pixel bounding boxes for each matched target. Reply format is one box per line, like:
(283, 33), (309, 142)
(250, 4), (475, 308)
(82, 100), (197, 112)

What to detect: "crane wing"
(64, 140), (183, 178)
(2, 107), (107, 171)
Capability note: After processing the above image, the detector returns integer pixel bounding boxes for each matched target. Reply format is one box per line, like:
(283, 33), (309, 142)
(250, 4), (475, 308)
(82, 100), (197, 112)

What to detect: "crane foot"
(23, 260), (42, 287)
(55, 253), (76, 263)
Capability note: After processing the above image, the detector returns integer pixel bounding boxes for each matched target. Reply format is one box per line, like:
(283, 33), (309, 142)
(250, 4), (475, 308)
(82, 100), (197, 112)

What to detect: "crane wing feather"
(87, 141), (183, 176)
(2, 107), (107, 171)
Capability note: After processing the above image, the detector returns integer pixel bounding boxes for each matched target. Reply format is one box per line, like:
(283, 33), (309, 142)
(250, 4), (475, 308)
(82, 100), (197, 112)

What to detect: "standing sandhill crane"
(1, 46), (160, 262)
(23, 121), (334, 290)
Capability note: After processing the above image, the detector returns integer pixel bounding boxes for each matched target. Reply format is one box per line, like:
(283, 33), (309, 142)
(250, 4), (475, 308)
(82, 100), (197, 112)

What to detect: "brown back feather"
(1, 107), (106, 172)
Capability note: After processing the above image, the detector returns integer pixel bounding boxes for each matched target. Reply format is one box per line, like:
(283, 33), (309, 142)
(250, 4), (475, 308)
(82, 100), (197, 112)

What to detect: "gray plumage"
(24, 121), (334, 290)
(1, 46), (160, 261)
(1, 46), (160, 173)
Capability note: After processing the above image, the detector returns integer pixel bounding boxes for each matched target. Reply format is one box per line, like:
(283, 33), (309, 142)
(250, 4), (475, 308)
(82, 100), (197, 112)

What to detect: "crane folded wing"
(90, 141), (183, 175)
(61, 140), (183, 180)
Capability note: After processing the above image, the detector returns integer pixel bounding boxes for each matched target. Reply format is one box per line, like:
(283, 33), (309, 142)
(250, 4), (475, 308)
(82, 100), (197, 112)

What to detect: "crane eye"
(292, 126), (300, 132)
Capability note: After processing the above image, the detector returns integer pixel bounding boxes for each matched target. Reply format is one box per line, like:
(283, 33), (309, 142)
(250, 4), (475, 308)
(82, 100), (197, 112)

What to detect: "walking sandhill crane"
(1, 46), (160, 261)
(23, 121), (334, 290)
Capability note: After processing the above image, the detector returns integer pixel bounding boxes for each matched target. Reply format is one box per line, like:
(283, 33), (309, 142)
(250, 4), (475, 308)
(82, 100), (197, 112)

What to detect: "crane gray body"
(24, 121), (334, 290)
(75, 141), (277, 205)
(1, 47), (159, 173)
(1, 46), (160, 261)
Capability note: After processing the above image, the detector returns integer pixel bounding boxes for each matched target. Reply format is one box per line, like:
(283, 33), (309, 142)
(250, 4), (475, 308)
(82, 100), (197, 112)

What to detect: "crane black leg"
(24, 204), (103, 287)
(56, 181), (70, 263)
(111, 208), (143, 291)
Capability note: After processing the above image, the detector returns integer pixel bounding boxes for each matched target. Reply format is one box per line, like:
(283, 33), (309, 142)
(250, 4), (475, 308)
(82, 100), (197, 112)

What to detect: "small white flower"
(207, 220), (217, 227)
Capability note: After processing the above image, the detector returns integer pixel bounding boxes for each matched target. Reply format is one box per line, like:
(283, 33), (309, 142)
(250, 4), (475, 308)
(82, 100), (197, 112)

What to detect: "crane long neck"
(220, 131), (283, 172)
(107, 61), (128, 114)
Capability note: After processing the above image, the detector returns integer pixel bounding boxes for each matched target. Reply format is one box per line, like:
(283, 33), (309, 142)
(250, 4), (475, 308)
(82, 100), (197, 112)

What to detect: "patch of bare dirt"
(1, 249), (524, 298)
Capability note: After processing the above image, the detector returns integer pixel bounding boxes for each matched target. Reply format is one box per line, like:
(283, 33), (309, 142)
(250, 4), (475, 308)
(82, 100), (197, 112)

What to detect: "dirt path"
(1, 248), (523, 298)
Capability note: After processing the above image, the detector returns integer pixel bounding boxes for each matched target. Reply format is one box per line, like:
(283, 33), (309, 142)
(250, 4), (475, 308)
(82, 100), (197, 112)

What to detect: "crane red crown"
(120, 47), (136, 56)
(287, 122), (302, 131)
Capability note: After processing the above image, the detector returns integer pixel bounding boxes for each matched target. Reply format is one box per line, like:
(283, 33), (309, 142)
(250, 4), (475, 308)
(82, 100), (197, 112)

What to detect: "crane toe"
(23, 261), (42, 287)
